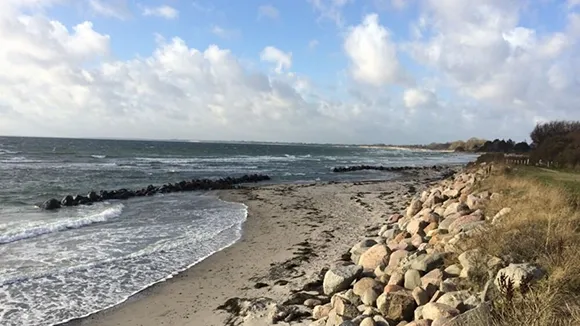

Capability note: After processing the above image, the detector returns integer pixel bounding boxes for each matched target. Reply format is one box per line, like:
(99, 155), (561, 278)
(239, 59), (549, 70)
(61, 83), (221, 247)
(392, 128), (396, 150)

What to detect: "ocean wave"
(0, 205), (124, 245)
(91, 155), (107, 159)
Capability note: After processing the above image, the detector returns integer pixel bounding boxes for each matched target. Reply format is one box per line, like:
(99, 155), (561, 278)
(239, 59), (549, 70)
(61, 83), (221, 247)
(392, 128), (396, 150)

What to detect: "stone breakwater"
(332, 166), (445, 173)
(39, 174), (271, 210)
(226, 164), (545, 326)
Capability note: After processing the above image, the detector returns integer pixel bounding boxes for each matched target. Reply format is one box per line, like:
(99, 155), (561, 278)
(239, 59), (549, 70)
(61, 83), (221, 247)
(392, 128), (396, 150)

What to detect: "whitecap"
(91, 155), (107, 159)
(0, 204), (124, 245)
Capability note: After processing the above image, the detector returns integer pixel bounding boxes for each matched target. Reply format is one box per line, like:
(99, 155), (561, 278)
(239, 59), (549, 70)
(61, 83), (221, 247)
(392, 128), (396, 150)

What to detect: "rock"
(333, 296), (359, 319)
(340, 320), (357, 326)
(443, 202), (470, 218)
(407, 321), (432, 326)
(41, 198), (61, 210)
(353, 278), (383, 296)
(410, 253), (444, 273)
(384, 284), (405, 293)
(407, 198), (423, 217)
(376, 292), (417, 322)
(414, 304), (425, 320)
(436, 291), (471, 311)
(412, 287), (429, 306)
(494, 263), (544, 290)
(458, 249), (501, 281)
(429, 290), (443, 303)
(410, 234), (424, 248)
(351, 239), (378, 264)
(326, 309), (344, 326)
(404, 269), (422, 290)
(438, 217), (459, 232)
(373, 315), (390, 326)
(406, 219), (428, 235)
(492, 207), (512, 224)
(421, 269), (443, 288)
(382, 228), (400, 241)
(463, 295), (482, 310)
(388, 271), (405, 286)
(87, 191), (100, 202)
(61, 195), (75, 207)
(305, 299), (323, 308)
(448, 215), (483, 233)
(343, 289), (362, 307)
(439, 279), (458, 293)
(421, 303), (460, 320)
(388, 214), (404, 224)
(360, 317), (376, 326)
(313, 304), (332, 319)
(387, 250), (410, 272)
(444, 302), (491, 325)
(310, 318), (327, 326)
(359, 244), (390, 271)
(323, 265), (363, 295)
(490, 193), (501, 200)
(444, 264), (462, 277)
(361, 288), (380, 306)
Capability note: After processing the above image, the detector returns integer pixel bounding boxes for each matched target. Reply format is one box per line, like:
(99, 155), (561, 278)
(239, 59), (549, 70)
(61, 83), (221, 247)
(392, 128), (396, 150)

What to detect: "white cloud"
(344, 14), (409, 86)
(260, 46), (292, 73)
(308, 0), (353, 26)
(88, 0), (130, 19)
(403, 88), (436, 109)
(309, 39), (319, 49)
(142, 5), (179, 19)
(211, 26), (241, 39)
(258, 4), (279, 19)
(391, 0), (407, 10)
(568, 0), (580, 9)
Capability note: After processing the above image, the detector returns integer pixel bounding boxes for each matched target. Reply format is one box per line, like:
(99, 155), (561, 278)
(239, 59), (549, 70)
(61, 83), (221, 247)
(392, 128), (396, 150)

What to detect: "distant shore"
(359, 145), (456, 153)
(63, 168), (451, 326)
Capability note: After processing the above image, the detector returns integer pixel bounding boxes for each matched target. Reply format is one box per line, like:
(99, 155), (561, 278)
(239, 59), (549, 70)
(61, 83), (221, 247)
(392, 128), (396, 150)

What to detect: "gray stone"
(305, 298), (323, 307)
(436, 291), (471, 311)
(351, 239), (379, 264)
(373, 315), (390, 326)
(439, 279), (458, 293)
(376, 292), (417, 322)
(323, 265), (363, 295)
(407, 198), (423, 217)
(412, 286), (429, 306)
(360, 317), (376, 326)
(410, 253), (444, 272)
(494, 263), (544, 290)
(414, 304), (425, 320)
(361, 288), (380, 306)
(438, 217), (459, 232)
(421, 302), (461, 320)
(313, 304), (332, 319)
(404, 269), (422, 290)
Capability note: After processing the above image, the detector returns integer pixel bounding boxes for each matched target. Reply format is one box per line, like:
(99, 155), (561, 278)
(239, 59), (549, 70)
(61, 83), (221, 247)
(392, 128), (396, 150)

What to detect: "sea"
(0, 137), (475, 326)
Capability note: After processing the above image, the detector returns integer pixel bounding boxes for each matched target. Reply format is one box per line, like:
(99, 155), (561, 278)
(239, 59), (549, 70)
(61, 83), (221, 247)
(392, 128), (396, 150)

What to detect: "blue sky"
(0, 0), (579, 144)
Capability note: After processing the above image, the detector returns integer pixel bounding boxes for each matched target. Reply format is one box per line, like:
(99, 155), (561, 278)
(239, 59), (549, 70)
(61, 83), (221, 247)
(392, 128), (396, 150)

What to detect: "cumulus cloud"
(142, 5), (179, 19)
(211, 25), (241, 39)
(308, 0), (353, 26)
(258, 4), (279, 19)
(344, 14), (410, 86)
(260, 46), (292, 73)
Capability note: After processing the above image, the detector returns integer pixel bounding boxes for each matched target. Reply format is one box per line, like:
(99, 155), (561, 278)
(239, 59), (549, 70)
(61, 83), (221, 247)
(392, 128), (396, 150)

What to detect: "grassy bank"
(470, 165), (580, 325)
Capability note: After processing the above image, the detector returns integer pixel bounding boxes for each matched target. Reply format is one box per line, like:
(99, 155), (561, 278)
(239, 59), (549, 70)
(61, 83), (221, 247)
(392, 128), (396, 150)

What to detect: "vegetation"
(469, 166), (580, 325)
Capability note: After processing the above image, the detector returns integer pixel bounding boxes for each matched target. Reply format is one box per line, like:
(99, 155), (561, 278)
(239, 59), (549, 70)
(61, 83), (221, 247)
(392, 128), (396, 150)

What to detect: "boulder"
(494, 263), (544, 290)
(373, 315), (390, 326)
(361, 288), (380, 306)
(447, 215), (483, 233)
(407, 321), (432, 326)
(443, 202), (470, 218)
(492, 207), (512, 224)
(421, 303), (460, 320)
(439, 279), (458, 293)
(323, 265), (363, 295)
(360, 317), (376, 326)
(406, 219), (428, 235)
(407, 198), (423, 217)
(436, 291), (471, 311)
(388, 271), (405, 286)
(358, 245), (390, 271)
(438, 217), (459, 232)
(384, 284), (405, 293)
(412, 286), (429, 306)
(421, 269), (444, 288)
(410, 253), (445, 273)
(305, 299), (323, 308)
(41, 198), (61, 210)
(350, 239), (378, 264)
(376, 292), (416, 322)
(404, 269), (422, 290)
(87, 191), (100, 202)
(313, 304), (332, 319)
(444, 264), (462, 277)
(353, 278), (383, 297)
(333, 296), (359, 319)
(61, 195), (75, 207)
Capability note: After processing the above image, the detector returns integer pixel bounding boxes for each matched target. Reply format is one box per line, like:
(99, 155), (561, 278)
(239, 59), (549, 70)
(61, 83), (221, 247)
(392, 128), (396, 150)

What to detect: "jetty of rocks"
(332, 165), (444, 173)
(39, 174), (271, 210)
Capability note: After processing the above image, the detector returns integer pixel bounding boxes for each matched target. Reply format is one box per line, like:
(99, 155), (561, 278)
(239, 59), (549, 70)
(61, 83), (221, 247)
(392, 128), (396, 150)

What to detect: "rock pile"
(332, 166), (444, 173)
(39, 174), (271, 210)
(292, 163), (544, 326)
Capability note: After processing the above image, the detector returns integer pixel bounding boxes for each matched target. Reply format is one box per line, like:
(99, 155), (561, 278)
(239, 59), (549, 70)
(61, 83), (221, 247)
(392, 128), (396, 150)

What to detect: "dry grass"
(467, 165), (580, 326)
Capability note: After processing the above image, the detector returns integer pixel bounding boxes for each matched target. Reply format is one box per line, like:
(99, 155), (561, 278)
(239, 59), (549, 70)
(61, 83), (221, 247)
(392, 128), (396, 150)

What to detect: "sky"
(0, 0), (579, 144)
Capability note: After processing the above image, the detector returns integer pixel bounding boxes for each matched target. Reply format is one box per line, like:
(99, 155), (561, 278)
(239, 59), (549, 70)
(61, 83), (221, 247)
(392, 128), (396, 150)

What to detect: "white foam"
(0, 204), (124, 245)
(91, 155), (106, 159)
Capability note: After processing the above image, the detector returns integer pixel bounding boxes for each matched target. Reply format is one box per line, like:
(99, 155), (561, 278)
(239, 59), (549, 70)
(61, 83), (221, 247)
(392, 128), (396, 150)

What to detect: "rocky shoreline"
(221, 163), (544, 326)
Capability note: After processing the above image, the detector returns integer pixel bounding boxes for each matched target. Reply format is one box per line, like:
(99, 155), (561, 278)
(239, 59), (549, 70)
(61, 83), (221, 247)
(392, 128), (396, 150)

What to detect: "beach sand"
(65, 169), (449, 326)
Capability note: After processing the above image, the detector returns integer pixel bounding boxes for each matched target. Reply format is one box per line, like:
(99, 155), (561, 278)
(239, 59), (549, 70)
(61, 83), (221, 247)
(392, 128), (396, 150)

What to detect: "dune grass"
(467, 165), (580, 326)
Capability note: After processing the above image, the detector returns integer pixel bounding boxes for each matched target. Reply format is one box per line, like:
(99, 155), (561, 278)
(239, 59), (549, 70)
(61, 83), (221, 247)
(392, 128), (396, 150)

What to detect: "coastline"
(62, 168), (452, 326)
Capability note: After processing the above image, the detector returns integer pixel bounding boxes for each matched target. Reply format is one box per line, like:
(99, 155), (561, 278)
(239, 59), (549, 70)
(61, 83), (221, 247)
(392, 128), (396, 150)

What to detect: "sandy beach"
(64, 168), (452, 326)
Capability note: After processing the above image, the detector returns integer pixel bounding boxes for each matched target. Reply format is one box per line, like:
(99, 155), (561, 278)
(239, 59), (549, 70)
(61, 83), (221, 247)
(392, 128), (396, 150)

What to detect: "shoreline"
(60, 168), (455, 326)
